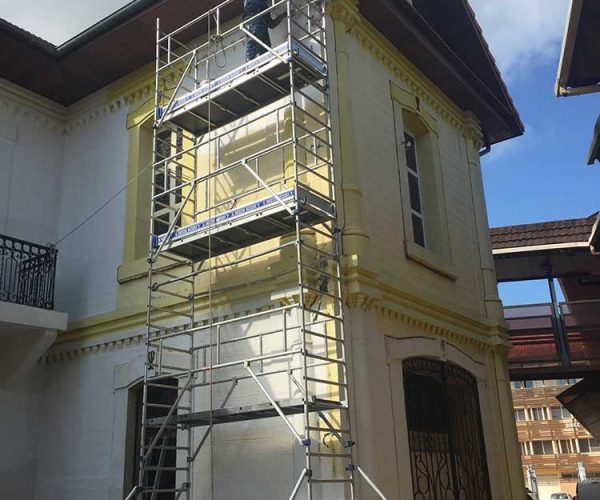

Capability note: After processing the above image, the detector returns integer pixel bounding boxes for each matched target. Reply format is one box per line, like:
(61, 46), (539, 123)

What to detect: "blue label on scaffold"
(155, 188), (296, 247)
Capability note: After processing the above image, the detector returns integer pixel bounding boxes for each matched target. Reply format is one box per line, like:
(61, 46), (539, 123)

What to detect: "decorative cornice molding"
(46, 280), (507, 363)
(329, 0), (483, 144)
(65, 102), (128, 132)
(328, 0), (360, 29)
(0, 78), (66, 132)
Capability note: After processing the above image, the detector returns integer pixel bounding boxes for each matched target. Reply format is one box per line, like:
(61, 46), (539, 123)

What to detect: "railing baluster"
(0, 234), (58, 310)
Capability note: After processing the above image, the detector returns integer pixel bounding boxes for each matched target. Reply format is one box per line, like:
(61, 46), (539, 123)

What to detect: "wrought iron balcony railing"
(0, 234), (57, 310)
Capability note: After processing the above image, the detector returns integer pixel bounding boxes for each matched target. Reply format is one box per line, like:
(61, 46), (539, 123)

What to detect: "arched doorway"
(403, 358), (492, 499)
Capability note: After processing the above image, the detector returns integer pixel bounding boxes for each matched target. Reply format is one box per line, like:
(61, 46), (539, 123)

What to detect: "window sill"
(404, 239), (457, 281)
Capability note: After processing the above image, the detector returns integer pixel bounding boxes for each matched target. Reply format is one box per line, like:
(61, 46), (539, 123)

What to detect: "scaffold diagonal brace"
(245, 363), (304, 444)
(155, 50), (197, 128)
(241, 160), (295, 216)
(143, 376), (193, 463)
(289, 468), (309, 500)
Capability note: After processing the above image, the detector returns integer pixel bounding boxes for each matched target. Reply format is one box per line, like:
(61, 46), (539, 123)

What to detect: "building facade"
(512, 380), (600, 499)
(0, 0), (525, 499)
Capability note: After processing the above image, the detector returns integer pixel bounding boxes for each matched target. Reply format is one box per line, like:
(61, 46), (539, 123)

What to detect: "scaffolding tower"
(132, 1), (386, 498)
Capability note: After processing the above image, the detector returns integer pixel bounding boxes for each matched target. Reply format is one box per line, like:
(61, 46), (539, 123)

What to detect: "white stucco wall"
(0, 85), (64, 244)
(32, 340), (142, 500)
(55, 105), (129, 321)
(0, 365), (45, 500)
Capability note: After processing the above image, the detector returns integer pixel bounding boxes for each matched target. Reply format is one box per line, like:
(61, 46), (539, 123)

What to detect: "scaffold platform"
(158, 40), (327, 135)
(153, 185), (335, 259)
(148, 398), (344, 428)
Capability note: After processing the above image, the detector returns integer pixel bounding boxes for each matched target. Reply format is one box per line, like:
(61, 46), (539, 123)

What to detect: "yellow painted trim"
(59, 261), (506, 351)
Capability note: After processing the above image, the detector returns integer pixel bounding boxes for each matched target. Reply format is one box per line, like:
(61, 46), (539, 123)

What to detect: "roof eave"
(359, 0), (523, 145)
(556, 0), (600, 97)
(556, 0), (582, 96)
(587, 115), (600, 166)
(55, 0), (164, 57)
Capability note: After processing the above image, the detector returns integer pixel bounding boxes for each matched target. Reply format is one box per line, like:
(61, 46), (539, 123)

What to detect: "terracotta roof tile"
(491, 213), (599, 250)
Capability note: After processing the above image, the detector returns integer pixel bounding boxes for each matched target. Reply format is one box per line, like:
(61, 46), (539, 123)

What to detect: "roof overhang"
(0, 0), (523, 145)
(0, 0), (242, 105)
(556, 0), (600, 97)
(358, 0), (523, 145)
(557, 377), (600, 440)
(587, 114), (600, 165)
(492, 214), (600, 291)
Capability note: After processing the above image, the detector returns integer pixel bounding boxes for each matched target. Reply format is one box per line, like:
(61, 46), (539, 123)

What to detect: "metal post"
(548, 278), (570, 367)
(139, 2), (386, 498)
(577, 461), (587, 482)
(527, 464), (539, 500)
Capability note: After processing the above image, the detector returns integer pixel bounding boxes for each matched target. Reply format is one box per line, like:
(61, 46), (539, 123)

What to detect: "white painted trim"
(588, 213), (600, 252)
(0, 77), (66, 121)
(492, 241), (590, 255)
(0, 301), (67, 331)
(556, 0), (583, 97)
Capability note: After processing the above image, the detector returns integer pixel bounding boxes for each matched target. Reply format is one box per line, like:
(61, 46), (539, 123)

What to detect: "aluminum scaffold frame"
(129, 1), (387, 498)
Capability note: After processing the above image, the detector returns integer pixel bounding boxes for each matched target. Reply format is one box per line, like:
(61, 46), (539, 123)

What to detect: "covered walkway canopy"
(492, 213), (600, 379)
(492, 214), (600, 439)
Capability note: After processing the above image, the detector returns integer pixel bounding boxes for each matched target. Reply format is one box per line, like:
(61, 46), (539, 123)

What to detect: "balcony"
(0, 234), (67, 386)
(506, 300), (600, 379)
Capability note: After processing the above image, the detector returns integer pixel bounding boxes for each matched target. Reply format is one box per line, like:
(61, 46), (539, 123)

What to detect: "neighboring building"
(555, 0), (600, 164)
(511, 379), (600, 499)
(492, 215), (600, 498)
(0, 0), (526, 499)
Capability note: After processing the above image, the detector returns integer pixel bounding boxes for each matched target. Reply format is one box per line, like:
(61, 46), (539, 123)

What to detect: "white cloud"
(483, 123), (533, 163)
(468, 0), (570, 82)
(0, 0), (130, 45)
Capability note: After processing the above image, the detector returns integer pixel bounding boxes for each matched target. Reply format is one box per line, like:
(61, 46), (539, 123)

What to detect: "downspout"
(479, 132), (491, 157)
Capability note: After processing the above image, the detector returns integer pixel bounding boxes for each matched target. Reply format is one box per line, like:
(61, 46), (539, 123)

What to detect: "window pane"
(403, 132), (418, 173)
(531, 407), (546, 420)
(408, 172), (422, 213)
(542, 440), (554, 454)
(559, 440), (571, 453)
(532, 441), (543, 455)
(412, 214), (425, 247)
(579, 439), (591, 452)
(551, 406), (563, 419)
(590, 438), (600, 452)
(514, 409), (526, 422)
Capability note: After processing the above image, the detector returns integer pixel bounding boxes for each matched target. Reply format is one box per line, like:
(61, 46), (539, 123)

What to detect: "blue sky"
(3, 0), (596, 304)
(470, 0), (600, 305)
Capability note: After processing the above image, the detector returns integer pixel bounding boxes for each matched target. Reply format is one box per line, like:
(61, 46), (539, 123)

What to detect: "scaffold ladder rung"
(137, 1), (388, 498)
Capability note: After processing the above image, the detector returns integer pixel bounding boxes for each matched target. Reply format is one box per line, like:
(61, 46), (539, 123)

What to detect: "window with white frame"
(559, 439), (575, 453)
(531, 440), (554, 455)
(530, 407), (547, 421)
(514, 408), (527, 422)
(391, 84), (453, 276)
(579, 438), (600, 453)
(550, 406), (572, 420)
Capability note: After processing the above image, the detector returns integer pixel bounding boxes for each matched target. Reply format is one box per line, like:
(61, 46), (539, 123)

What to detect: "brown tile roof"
(491, 213), (599, 250)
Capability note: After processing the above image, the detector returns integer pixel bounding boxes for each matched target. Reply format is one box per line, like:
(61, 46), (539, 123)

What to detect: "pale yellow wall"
(327, 1), (523, 498)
